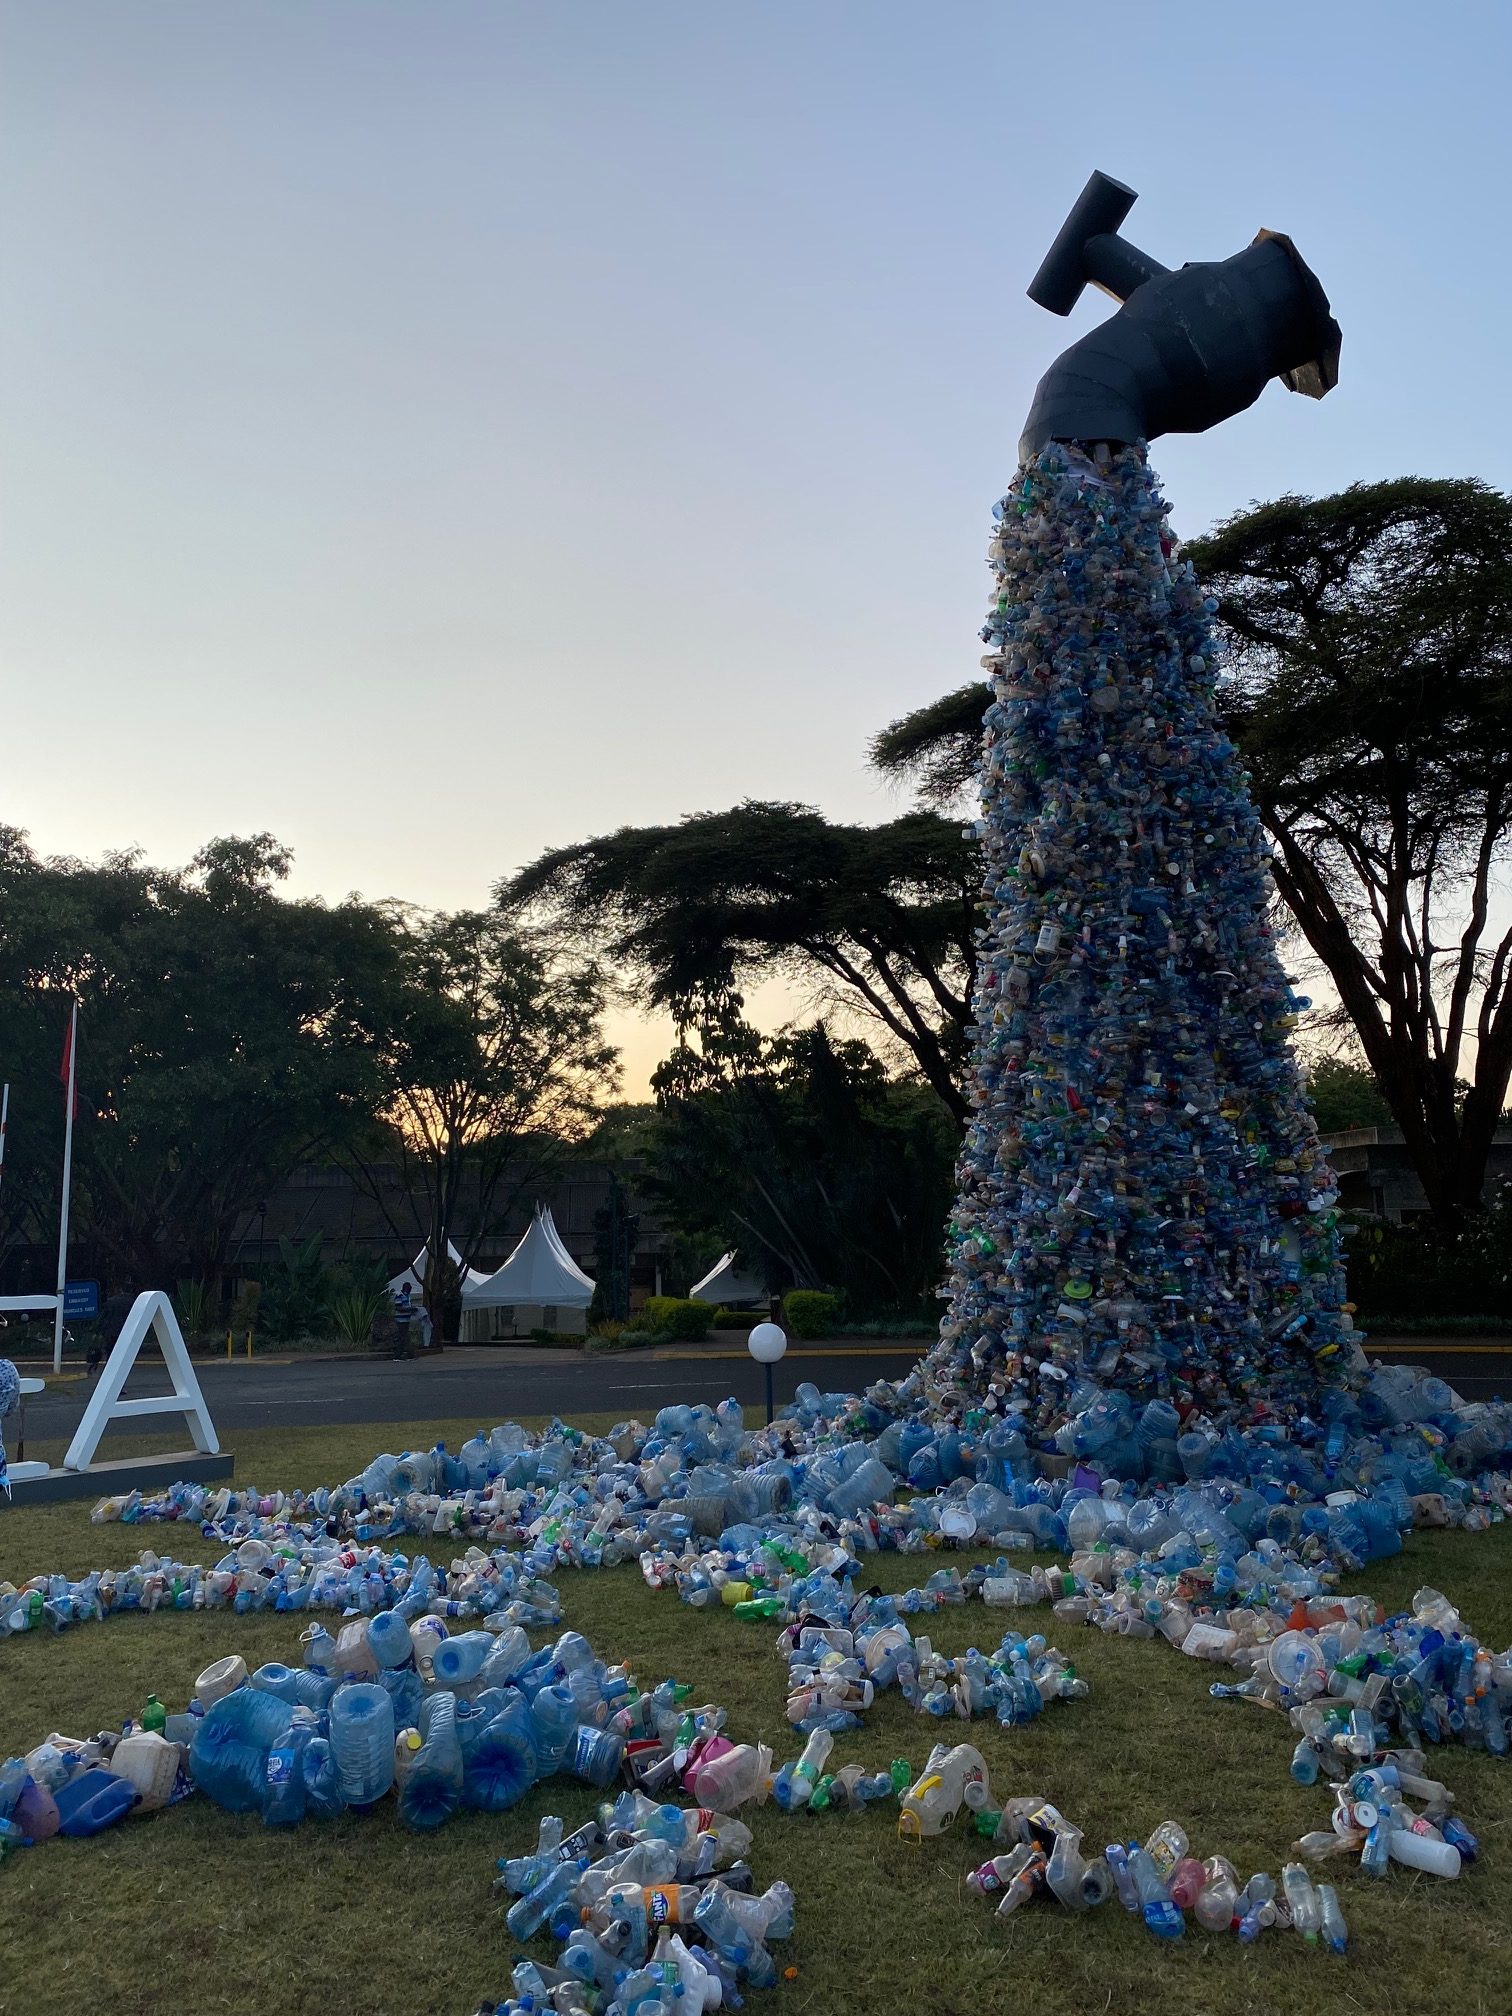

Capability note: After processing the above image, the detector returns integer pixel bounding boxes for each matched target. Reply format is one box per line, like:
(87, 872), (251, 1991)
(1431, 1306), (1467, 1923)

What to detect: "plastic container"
(430, 1630), (492, 1689)
(111, 1732), (180, 1812)
(250, 1661), (332, 1711)
(366, 1608), (414, 1668)
(689, 1742), (772, 1811)
(328, 1683), (395, 1805)
(53, 1768), (138, 1837)
(462, 1716), (537, 1813)
(195, 1653), (248, 1709)
(568, 1724), (626, 1789)
(191, 1687), (295, 1814)
(398, 1691), (463, 1831)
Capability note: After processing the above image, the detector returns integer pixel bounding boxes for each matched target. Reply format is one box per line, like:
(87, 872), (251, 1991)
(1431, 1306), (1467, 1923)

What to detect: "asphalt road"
(15, 1342), (921, 1444)
(14, 1334), (1512, 1447)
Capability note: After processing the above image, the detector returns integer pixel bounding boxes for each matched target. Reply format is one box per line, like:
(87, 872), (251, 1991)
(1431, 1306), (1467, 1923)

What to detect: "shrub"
(588, 1319), (626, 1342)
(712, 1307), (761, 1330)
(587, 1327), (666, 1353)
(784, 1289), (840, 1340)
(329, 1285), (389, 1346)
(173, 1278), (216, 1341)
(642, 1295), (715, 1341)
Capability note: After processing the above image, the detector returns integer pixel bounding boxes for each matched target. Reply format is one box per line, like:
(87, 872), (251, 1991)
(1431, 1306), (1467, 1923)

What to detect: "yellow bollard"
(226, 1330), (233, 1361)
(245, 1330), (253, 1361)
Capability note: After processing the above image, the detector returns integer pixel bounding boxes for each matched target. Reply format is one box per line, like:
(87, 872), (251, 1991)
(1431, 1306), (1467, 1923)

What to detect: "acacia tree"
(363, 910), (618, 1335)
(876, 477), (1512, 1230)
(498, 801), (978, 1121)
(1186, 478), (1512, 1230)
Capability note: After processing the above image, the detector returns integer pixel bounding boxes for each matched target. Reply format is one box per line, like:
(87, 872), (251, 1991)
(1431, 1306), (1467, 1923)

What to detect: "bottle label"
(267, 1749), (293, 1788)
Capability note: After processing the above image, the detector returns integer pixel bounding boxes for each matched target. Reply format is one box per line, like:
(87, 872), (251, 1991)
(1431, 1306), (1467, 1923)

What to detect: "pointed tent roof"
(388, 1240), (490, 1299)
(688, 1251), (766, 1307)
(461, 1206), (596, 1309)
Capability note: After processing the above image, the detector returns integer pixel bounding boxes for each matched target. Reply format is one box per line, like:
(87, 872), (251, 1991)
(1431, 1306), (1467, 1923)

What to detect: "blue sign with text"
(63, 1280), (100, 1321)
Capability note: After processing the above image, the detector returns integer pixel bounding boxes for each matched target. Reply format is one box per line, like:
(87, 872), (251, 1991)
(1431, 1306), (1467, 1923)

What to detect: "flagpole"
(53, 1004), (77, 1374)
(0, 1082), (9, 1206)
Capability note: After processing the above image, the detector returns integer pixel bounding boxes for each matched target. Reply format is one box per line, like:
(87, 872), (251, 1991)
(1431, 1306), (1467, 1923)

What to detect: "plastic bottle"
(771, 1729), (832, 1812)
(1143, 1819), (1189, 1881)
(53, 1768), (138, 1837)
(1386, 1827), (1461, 1878)
(1168, 1857), (1206, 1912)
(463, 1712), (537, 1814)
(141, 1694), (167, 1734)
(366, 1608), (414, 1668)
(191, 1686), (295, 1814)
(691, 1887), (778, 1988)
(262, 1717), (314, 1828)
(530, 1683), (580, 1774)
(398, 1691), (464, 1830)
(430, 1629), (493, 1688)
(569, 1724), (626, 1789)
(12, 1776), (60, 1843)
(1317, 1882), (1348, 1954)
(1130, 1845), (1183, 1940)
(506, 1857), (591, 1942)
(328, 1682), (395, 1805)
(689, 1742), (772, 1811)
(1193, 1857), (1238, 1933)
(1281, 1861), (1321, 1941)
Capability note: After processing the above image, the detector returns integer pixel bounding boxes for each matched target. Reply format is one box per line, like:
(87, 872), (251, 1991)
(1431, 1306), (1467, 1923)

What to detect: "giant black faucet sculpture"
(1019, 170), (1341, 461)
(925, 176), (1352, 1442)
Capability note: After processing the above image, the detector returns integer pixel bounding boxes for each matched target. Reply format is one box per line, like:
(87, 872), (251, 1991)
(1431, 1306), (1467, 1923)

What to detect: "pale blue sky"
(5, 3), (1509, 1084)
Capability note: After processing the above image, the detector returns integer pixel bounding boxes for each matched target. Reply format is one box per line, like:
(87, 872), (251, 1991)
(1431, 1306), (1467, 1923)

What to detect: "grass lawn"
(2, 1414), (1510, 2016)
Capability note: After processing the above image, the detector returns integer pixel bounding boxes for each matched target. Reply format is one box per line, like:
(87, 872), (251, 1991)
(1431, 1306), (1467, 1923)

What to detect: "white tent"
(460, 1207), (595, 1340)
(387, 1239), (490, 1299)
(689, 1251), (766, 1308)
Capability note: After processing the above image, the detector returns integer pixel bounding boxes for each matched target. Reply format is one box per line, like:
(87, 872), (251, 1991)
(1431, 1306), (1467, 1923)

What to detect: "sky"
(5, 2), (1511, 1091)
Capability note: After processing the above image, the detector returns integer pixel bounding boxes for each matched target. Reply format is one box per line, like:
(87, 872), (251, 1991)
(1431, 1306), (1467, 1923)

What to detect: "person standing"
(391, 1284), (417, 1361)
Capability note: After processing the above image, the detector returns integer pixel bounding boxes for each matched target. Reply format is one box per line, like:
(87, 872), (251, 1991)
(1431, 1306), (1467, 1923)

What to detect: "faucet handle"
(1028, 170), (1169, 315)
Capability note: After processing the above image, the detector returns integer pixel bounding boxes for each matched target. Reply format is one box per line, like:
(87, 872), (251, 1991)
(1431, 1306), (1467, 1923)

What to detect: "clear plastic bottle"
(1317, 1882), (1348, 1954)
(1281, 1861), (1321, 1941)
(1193, 1856), (1238, 1932)
(1143, 1820), (1189, 1881)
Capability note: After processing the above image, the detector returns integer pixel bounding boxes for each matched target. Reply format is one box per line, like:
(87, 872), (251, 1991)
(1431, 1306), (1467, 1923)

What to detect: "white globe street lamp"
(747, 1320), (787, 1425)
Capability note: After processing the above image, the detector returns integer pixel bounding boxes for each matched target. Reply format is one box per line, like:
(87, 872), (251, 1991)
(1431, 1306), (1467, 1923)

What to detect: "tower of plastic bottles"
(927, 442), (1349, 1431)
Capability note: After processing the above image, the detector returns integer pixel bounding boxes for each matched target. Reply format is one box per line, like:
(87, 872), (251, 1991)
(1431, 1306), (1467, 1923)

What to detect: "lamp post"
(747, 1321), (787, 1427)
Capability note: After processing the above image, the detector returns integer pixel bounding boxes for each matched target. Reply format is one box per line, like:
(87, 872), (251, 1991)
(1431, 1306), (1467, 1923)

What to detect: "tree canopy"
(354, 908), (617, 1325)
(1186, 476), (1512, 1227)
(499, 801), (978, 1119)
(872, 476), (1512, 1227)
(0, 833), (617, 1301)
(645, 1019), (957, 1311)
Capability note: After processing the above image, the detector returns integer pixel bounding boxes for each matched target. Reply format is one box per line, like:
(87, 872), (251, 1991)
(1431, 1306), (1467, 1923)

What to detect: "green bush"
(784, 1289), (840, 1339)
(641, 1295), (715, 1341)
(712, 1307), (762, 1330)
(173, 1278), (216, 1341)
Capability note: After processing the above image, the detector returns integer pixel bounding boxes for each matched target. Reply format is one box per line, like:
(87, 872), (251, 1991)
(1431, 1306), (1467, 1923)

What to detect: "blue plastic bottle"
(398, 1691), (464, 1831)
(262, 1718), (313, 1828)
(328, 1682), (395, 1805)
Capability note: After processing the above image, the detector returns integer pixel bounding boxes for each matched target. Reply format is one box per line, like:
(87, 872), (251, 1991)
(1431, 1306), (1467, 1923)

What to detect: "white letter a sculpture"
(65, 1291), (220, 1472)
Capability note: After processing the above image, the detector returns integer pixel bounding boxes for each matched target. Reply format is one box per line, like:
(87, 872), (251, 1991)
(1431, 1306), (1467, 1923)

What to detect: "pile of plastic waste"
(481, 1798), (795, 2014)
(933, 444), (1351, 1422)
(1, 1359), (1507, 1987)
